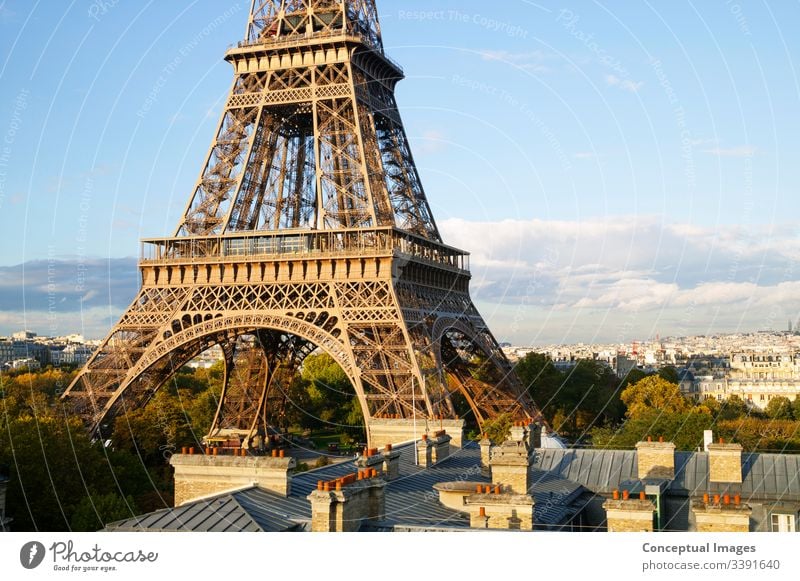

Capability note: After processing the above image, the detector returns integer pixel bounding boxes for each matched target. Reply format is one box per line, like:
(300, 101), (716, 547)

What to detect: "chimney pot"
(723, 494), (730, 505)
(658, 436), (664, 443)
(734, 494), (741, 506)
(279, 449), (285, 458)
(622, 490), (630, 500)
(479, 507), (486, 518)
(188, 447), (195, 455)
(639, 491), (646, 501)
(613, 490), (620, 500)
(476, 484), (482, 494)
(713, 494), (720, 504)
(317, 480), (324, 491)
(703, 493), (710, 504)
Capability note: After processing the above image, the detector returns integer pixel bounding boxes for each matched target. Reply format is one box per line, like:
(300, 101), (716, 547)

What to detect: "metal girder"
(61, 0), (538, 443)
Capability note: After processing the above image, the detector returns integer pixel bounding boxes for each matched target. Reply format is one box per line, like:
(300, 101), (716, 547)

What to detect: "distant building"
(11, 330), (36, 341)
(5, 358), (41, 371)
(726, 352), (800, 409)
(615, 354), (638, 378)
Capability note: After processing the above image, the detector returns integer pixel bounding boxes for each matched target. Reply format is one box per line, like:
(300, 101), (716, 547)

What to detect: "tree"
(481, 413), (512, 443)
(765, 396), (794, 421)
(70, 493), (139, 531)
(591, 409), (713, 451)
(620, 376), (690, 419)
(658, 366), (680, 385)
(793, 397), (800, 422)
(515, 353), (563, 418)
(716, 395), (750, 420)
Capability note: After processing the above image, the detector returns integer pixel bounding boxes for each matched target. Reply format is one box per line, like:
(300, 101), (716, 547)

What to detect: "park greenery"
(3, 351), (800, 531)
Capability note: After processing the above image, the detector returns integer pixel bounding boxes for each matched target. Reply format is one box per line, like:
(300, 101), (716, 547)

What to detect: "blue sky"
(1, 0), (799, 344)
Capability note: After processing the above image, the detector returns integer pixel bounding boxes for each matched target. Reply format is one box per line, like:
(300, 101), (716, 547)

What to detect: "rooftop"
(107, 442), (584, 533)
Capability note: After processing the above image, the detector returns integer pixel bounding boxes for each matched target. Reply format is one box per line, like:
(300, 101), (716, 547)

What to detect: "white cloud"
(605, 74), (644, 93)
(440, 216), (800, 342)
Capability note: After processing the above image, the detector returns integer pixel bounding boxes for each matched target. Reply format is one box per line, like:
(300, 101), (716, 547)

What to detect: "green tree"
(792, 397), (800, 422)
(515, 353), (563, 419)
(0, 415), (151, 531)
(657, 366), (680, 385)
(481, 413), (512, 443)
(765, 396), (794, 420)
(716, 395), (750, 420)
(590, 409), (713, 451)
(621, 376), (690, 419)
(69, 493), (139, 531)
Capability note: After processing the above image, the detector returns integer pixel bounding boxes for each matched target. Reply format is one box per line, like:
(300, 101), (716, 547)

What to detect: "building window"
(760, 395), (765, 401)
(771, 513), (796, 532)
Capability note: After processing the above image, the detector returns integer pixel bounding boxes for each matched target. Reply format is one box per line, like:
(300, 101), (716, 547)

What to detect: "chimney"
(635, 438), (676, 480)
(509, 421), (527, 445)
(381, 444), (401, 481)
(692, 494), (751, 532)
(170, 452), (295, 506)
(603, 492), (656, 532)
(308, 473), (386, 532)
(430, 430), (451, 463)
(490, 440), (531, 494)
(479, 434), (492, 477)
(417, 435), (433, 468)
(465, 487), (534, 530)
(708, 441), (743, 484)
(703, 430), (713, 453)
(530, 423), (542, 449)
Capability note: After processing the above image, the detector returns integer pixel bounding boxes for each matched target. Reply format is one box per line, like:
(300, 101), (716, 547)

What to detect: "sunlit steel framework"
(62, 0), (536, 445)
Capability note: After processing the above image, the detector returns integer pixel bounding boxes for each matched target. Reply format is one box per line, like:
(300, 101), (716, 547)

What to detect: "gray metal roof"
(106, 487), (302, 532)
(533, 448), (800, 502)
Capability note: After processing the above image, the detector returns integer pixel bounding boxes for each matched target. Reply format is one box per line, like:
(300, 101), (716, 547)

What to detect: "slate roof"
(107, 442), (587, 532)
(533, 448), (800, 502)
(106, 487), (303, 532)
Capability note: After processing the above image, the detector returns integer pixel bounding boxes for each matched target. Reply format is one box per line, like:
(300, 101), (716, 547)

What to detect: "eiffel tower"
(62, 0), (536, 447)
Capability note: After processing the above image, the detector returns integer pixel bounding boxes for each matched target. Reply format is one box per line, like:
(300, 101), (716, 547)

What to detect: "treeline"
(515, 353), (800, 453)
(0, 353), (363, 531)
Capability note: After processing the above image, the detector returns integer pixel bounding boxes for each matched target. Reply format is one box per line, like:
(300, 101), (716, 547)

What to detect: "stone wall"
(170, 454), (295, 506)
(368, 418), (465, 449)
(466, 493), (535, 531)
(692, 502), (751, 532)
(308, 480), (386, 532)
(603, 499), (656, 532)
(490, 442), (531, 494)
(636, 441), (676, 479)
(708, 443), (743, 483)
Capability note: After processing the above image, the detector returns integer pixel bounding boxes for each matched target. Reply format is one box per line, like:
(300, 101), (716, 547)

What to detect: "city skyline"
(1, 1), (799, 343)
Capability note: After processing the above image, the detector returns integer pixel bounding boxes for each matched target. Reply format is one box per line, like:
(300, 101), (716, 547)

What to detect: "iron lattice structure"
(62, 0), (536, 443)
